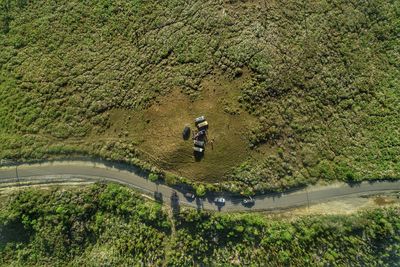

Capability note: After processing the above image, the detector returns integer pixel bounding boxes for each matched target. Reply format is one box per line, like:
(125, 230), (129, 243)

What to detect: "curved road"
(0, 160), (399, 212)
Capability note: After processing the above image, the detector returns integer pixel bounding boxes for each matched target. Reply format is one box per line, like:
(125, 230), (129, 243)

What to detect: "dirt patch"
(268, 193), (400, 218)
(374, 196), (396, 206)
(0, 183), (94, 196)
(104, 71), (257, 182)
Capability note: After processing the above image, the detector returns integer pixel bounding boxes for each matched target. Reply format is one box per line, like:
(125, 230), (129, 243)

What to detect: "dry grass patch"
(104, 72), (257, 182)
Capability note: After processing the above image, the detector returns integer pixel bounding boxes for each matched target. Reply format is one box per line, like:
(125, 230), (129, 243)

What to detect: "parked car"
(193, 146), (204, 153)
(194, 140), (205, 147)
(242, 197), (255, 205)
(195, 116), (206, 124)
(194, 129), (206, 138)
(185, 192), (196, 199)
(214, 197), (225, 204)
(197, 121), (208, 129)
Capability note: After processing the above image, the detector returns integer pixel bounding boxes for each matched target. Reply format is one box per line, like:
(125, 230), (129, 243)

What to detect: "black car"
(194, 130), (206, 139)
(242, 197), (255, 206)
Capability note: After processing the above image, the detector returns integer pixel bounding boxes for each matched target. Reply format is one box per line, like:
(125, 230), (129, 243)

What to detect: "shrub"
(148, 173), (159, 182)
(195, 184), (206, 197)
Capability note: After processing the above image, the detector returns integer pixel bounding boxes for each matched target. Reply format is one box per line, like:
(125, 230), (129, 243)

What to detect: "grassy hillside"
(0, 0), (399, 192)
(0, 184), (399, 266)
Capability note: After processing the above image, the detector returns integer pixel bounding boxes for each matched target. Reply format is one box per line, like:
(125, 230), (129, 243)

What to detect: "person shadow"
(195, 197), (204, 211)
(170, 192), (180, 215)
(154, 192), (163, 203)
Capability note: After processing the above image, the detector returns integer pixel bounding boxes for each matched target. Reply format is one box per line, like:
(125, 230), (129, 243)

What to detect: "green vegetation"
(0, 184), (170, 266)
(148, 172), (159, 182)
(0, 0), (399, 192)
(0, 184), (399, 266)
(195, 184), (206, 197)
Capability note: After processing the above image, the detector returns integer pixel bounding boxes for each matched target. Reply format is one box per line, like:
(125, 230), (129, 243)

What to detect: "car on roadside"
(214, 197), (225, 204)
(185, 192), (196, 199)
(242, 197), (255, 205)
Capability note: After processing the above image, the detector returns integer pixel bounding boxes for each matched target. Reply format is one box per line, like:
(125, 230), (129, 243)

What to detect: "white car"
(214, 197), (225, 204)
(185, 192), (196, 199)
(193, 146), (204, 153)
(195, 116), (206, 124)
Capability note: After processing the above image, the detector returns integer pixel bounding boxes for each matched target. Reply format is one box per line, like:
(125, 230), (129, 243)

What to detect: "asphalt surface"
(0, 160), (399, 212)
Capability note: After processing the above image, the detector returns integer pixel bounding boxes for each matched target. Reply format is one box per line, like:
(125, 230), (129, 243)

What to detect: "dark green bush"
(0, 184), (399, 266)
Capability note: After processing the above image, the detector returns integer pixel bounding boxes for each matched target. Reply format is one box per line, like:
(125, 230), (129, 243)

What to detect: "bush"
(1, 184), (399, 266)
(195, 184), (206, 197)
(148, 172), (159, 182)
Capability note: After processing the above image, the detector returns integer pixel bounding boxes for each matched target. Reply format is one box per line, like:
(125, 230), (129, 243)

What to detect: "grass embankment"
(0, 0), (399, 193)
(0, 184), (399, 266)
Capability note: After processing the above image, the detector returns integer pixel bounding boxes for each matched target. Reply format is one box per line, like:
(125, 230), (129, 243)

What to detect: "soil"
(270, 192), (400, 218)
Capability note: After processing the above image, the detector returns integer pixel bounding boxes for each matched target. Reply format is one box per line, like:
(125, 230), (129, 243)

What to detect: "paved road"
(0, 160), (399, 212)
